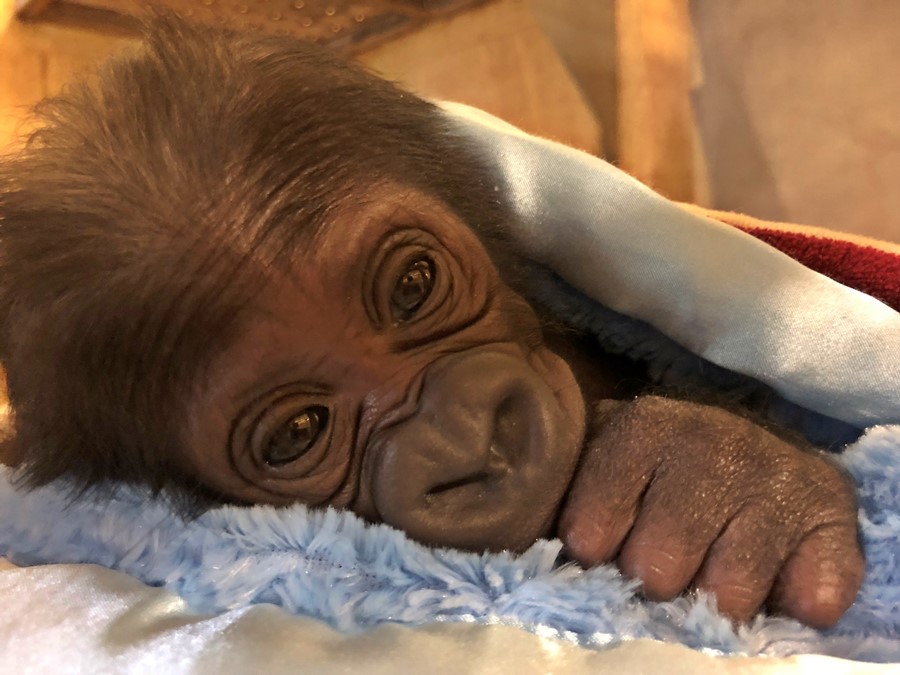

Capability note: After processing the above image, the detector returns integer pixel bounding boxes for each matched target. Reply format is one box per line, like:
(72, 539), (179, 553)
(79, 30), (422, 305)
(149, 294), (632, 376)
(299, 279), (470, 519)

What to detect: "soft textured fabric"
(5, 561), (887, 675)
(1, 103), (899, 668)
(734, 227), (900, 312)
(442, 103), (900, 428)
(680, 205), (900, 314)
(0, 425), (899, 663)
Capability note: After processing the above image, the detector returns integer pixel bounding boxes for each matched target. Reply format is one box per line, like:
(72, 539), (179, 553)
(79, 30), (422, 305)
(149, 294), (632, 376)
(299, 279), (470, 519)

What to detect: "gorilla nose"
(368, 347), (566, 552)
(423, 394), (527, 496)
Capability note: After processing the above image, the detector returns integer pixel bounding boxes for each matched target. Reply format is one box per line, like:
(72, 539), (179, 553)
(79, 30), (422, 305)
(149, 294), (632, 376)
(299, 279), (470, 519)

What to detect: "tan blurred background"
(2, 0), (900, 242)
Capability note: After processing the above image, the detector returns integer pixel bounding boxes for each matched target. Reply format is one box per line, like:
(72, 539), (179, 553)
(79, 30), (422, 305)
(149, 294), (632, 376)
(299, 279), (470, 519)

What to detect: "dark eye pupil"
(391, 257), (435, 322)
(264, 406), (328, 467)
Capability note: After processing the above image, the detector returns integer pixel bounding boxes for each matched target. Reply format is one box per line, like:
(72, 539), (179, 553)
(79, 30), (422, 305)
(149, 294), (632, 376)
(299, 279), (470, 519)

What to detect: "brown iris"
(390, 257), (435, 323)
(264, 406), (329, 466)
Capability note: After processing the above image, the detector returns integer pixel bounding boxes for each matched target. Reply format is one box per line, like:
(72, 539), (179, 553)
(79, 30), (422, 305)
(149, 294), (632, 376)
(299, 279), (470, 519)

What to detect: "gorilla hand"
(558, 395), (863, 628)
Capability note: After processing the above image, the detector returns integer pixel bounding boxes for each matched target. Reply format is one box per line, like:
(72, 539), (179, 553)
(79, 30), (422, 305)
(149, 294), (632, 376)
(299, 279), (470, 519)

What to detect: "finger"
(769, 523), (864, 629)
(617, 499), (722, 601)
(692, 510), (792, 623)
(558, 406), (658, 566)
(557, 475), (646, 567)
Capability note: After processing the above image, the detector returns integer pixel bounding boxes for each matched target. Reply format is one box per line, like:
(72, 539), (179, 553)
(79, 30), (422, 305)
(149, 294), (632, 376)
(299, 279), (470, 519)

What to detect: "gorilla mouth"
(426, 471), (491, 498)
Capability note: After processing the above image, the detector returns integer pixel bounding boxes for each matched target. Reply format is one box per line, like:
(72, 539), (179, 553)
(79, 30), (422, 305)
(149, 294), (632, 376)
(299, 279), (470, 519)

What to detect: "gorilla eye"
(390, 257), (435, 323)
(264, 406), (329, 467)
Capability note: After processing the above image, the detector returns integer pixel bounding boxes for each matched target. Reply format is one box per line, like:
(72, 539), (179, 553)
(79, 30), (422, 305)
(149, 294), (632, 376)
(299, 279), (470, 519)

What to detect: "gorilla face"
(184, 190), (588, 552)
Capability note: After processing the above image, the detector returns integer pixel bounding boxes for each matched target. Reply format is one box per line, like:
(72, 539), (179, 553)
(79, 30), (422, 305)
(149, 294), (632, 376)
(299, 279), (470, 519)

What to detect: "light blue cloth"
(442, 103), (900, 428)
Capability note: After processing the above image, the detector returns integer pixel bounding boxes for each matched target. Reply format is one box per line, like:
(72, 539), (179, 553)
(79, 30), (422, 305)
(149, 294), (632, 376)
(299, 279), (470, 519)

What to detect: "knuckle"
(793, 458), (860, 525)
(709, 582), (766, 621)
(612, 395), (700, 435)
(624, 395), (717, 427)
(825, 465), (859, 507)
(620, 541), (680, 574)
(558, 502), (637, 566)
(618, 537), (701, 599)
(782, 580), (860, 629)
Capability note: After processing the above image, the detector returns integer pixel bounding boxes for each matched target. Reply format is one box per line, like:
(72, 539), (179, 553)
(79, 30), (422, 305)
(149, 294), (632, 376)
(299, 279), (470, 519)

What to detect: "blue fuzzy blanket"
(2, 104), (899, 664)
(0, 424), (898, 662)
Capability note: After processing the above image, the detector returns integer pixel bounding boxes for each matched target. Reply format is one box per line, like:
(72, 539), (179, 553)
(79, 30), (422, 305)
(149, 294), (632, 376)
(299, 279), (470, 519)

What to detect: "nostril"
(490, 394), (528, 468)
(423, 396), (525, 499)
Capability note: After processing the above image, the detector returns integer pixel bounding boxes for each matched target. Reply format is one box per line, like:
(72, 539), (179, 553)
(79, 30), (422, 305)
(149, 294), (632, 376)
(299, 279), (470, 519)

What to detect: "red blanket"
(687, 206), (900, 313)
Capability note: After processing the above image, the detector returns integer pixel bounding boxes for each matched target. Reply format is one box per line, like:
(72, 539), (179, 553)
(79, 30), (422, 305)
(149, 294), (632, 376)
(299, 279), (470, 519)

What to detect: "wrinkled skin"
(559, 397), (862, 628)
(185, 192), (588, 552)
(185, 190), (863, 629)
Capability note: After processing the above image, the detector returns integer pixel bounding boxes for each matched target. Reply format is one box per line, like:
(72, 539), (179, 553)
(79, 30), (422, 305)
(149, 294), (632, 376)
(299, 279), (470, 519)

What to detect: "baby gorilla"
(0, 18), (862, 628)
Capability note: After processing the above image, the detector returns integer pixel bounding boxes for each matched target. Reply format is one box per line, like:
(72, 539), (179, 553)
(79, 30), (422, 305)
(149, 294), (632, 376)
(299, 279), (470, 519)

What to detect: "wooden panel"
(0, 0), (135, 147)
(15, 0), (491, 53)
(529, 0), (617, 159)
(616, 0), (705, 203)
(4, 0), (600, 155)
(358, 0), (601, 154)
